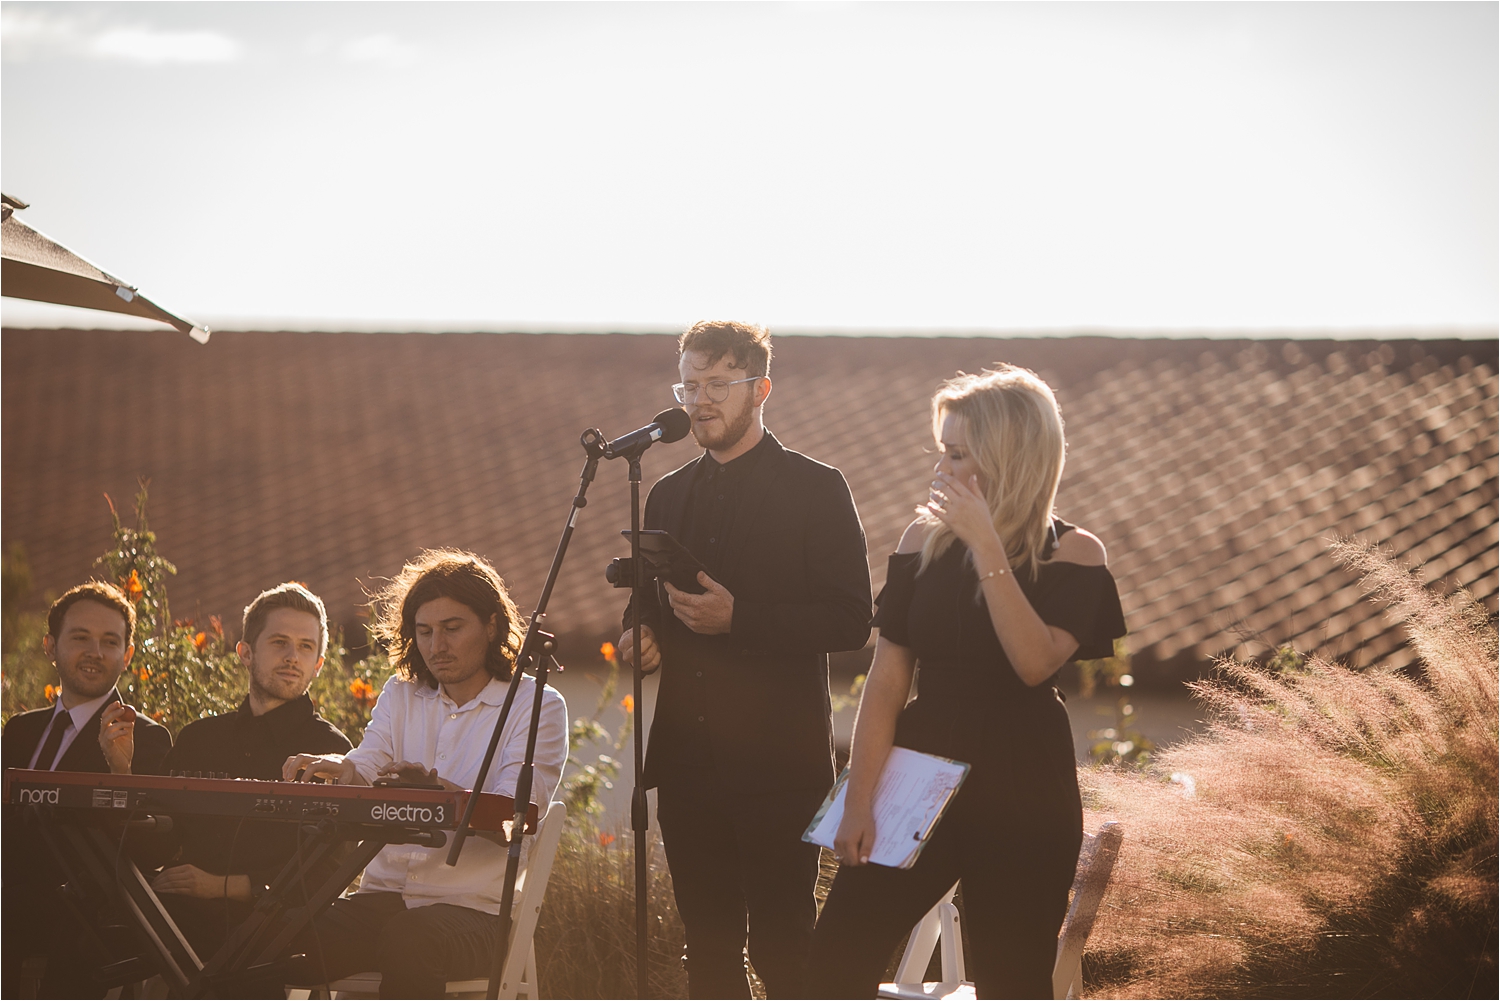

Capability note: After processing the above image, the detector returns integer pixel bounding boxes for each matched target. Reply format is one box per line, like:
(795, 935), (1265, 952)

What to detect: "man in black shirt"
(618, 321), (872, 998)
(140, 583), (350, 958)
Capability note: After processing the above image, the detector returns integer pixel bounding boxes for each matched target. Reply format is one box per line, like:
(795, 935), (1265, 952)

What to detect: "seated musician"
(1, 582), (171, 997)
(144, 583), (352, 959)
(283, 550), (568, 999)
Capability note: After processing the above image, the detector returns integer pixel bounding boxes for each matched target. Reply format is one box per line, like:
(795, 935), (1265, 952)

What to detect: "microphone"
(604, 408), (691, 459)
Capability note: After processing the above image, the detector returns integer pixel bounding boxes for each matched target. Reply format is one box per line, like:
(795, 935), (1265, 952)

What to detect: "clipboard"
(803, 746), (970, 869)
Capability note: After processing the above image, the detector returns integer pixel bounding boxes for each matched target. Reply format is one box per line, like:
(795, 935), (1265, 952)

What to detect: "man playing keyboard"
(283, 550), (567, 999)
(144, 583), (351, 959)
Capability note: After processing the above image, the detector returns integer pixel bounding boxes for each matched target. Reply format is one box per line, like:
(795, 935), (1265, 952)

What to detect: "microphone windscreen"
(655, 408), (692, 444)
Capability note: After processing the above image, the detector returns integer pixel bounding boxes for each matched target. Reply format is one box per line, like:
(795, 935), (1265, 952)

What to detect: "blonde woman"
(809, 367), (1126, 998)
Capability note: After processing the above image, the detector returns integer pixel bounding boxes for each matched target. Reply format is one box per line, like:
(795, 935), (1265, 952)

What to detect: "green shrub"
(559, 641), (631, 827)
(1077, 637), (1156, 766)
(1, 541), (52, 725)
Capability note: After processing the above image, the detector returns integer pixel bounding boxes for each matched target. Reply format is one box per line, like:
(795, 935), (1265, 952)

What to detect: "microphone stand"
(626, 450), (650, 1000)
(441, 427), (607, 1000)
(604, 410), (687, 999)
(483, 638), (559, 1000)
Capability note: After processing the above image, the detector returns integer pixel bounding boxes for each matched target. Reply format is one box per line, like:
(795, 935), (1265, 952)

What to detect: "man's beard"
(692, 397), (755, 452)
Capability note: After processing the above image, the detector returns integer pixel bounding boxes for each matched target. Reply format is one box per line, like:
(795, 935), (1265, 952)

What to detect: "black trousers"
(655, 780), (826, 999)
(808, 749), (1083, 1000)
(298, 892), (502, 999)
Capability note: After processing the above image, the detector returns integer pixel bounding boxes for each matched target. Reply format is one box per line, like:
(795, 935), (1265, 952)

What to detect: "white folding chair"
(877, 821), (1124, 1001)
(287, 800), (568, 1000)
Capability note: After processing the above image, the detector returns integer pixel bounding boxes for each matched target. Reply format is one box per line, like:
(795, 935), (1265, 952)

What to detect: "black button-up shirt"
(680, 429), (774, 576)
(161, 694), (350, 886)
(664, 431), (775, 781)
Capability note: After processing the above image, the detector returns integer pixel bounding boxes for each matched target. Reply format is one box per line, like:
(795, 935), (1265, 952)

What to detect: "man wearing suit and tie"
(617, 321), (872, 999)
(2, 581), (171, 997)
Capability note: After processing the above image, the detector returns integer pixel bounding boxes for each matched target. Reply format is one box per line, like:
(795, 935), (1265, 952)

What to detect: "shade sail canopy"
(1, 194), (209, 343)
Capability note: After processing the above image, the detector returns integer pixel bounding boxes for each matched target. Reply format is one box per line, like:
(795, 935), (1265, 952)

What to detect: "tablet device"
(620, 530), (709, 594)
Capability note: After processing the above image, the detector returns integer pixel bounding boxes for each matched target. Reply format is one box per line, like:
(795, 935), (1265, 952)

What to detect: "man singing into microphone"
(618, 320), (872, 998)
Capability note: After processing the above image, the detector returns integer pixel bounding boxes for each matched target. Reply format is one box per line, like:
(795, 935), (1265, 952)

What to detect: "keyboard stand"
(23, 801), (446, 998)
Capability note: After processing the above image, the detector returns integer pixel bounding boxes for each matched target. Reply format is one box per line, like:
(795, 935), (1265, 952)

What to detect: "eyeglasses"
(671, 376), (761, 405)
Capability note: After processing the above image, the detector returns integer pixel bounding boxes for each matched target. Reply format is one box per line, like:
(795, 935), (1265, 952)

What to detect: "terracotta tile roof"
(3, 329), (1494, 681)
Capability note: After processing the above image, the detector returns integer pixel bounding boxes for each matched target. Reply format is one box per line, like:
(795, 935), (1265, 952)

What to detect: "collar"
(56, 689), (118, 731)
(237, 693), (317, 738)
(415, 673), (513, 711)
(698, 426), (775, 480)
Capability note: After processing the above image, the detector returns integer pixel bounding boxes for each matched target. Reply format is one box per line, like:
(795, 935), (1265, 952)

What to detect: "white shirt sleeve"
(487, 684), (569, 807)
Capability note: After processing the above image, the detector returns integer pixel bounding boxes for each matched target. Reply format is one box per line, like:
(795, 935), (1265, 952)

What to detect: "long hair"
(918, 366), (1066, 581)
(371, 549), (525, 689)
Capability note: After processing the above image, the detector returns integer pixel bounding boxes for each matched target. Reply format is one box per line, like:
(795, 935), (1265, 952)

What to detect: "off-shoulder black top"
(872, 519), (1127, 747)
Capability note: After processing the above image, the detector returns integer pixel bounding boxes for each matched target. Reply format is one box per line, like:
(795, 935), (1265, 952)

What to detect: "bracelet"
(977, 567), (1011, 582)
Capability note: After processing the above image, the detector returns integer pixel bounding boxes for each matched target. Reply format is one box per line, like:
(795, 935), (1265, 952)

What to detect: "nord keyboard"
(3, 768), (537, 833)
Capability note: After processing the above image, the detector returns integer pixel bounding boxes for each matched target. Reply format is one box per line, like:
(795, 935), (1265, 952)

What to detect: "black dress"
(808, 520), (1127, 999)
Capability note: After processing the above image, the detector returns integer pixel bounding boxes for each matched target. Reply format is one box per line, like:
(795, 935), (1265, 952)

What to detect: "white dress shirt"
(345, 673), (568, 914)
(29, 690), (116, 769)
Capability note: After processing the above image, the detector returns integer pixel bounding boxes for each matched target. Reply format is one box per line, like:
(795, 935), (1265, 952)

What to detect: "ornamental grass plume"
(1080, 542), (1497, 998)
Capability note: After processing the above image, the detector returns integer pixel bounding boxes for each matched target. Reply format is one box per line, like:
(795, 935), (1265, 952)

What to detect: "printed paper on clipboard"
(803, 746), (970, 869)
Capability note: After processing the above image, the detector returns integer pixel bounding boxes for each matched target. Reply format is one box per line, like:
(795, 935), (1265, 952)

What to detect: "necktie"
(34, 711), (73, 771)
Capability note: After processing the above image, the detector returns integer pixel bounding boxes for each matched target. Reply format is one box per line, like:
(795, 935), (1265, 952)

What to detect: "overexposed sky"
(2, 1), (1495, 334)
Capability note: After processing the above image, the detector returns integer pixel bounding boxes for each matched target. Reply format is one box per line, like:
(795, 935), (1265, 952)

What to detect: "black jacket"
(2, 690), (171, 775)
(626, 432), (871, 795)
(2, 691), (172, 954)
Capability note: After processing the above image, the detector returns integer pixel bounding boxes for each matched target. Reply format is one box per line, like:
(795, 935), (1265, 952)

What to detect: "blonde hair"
(918, 365), (1066, 580)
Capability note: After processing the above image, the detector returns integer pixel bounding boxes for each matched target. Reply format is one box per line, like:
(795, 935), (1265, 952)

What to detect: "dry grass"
(533, 828), (691, 999)
(1079, 542), (1498, 998)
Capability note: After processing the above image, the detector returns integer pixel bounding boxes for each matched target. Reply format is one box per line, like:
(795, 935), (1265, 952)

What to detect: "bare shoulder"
(1054, 527), (1107, 567)
(897, 519), (928, 554)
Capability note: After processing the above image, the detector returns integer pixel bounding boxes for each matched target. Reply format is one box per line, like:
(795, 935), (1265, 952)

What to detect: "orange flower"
(599, 641), (616, 662)
(599, 832), (616, 847)
(126, 569), (144, 600)
(150, 710), (165, 722)
(350, 678), (375, 704)
(209, 615), (224, 638)
(136, 667), (152, 682)
(621, 694), (634, 715)
(193, 631), (208, 651)
(43, 684), (57, 703)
